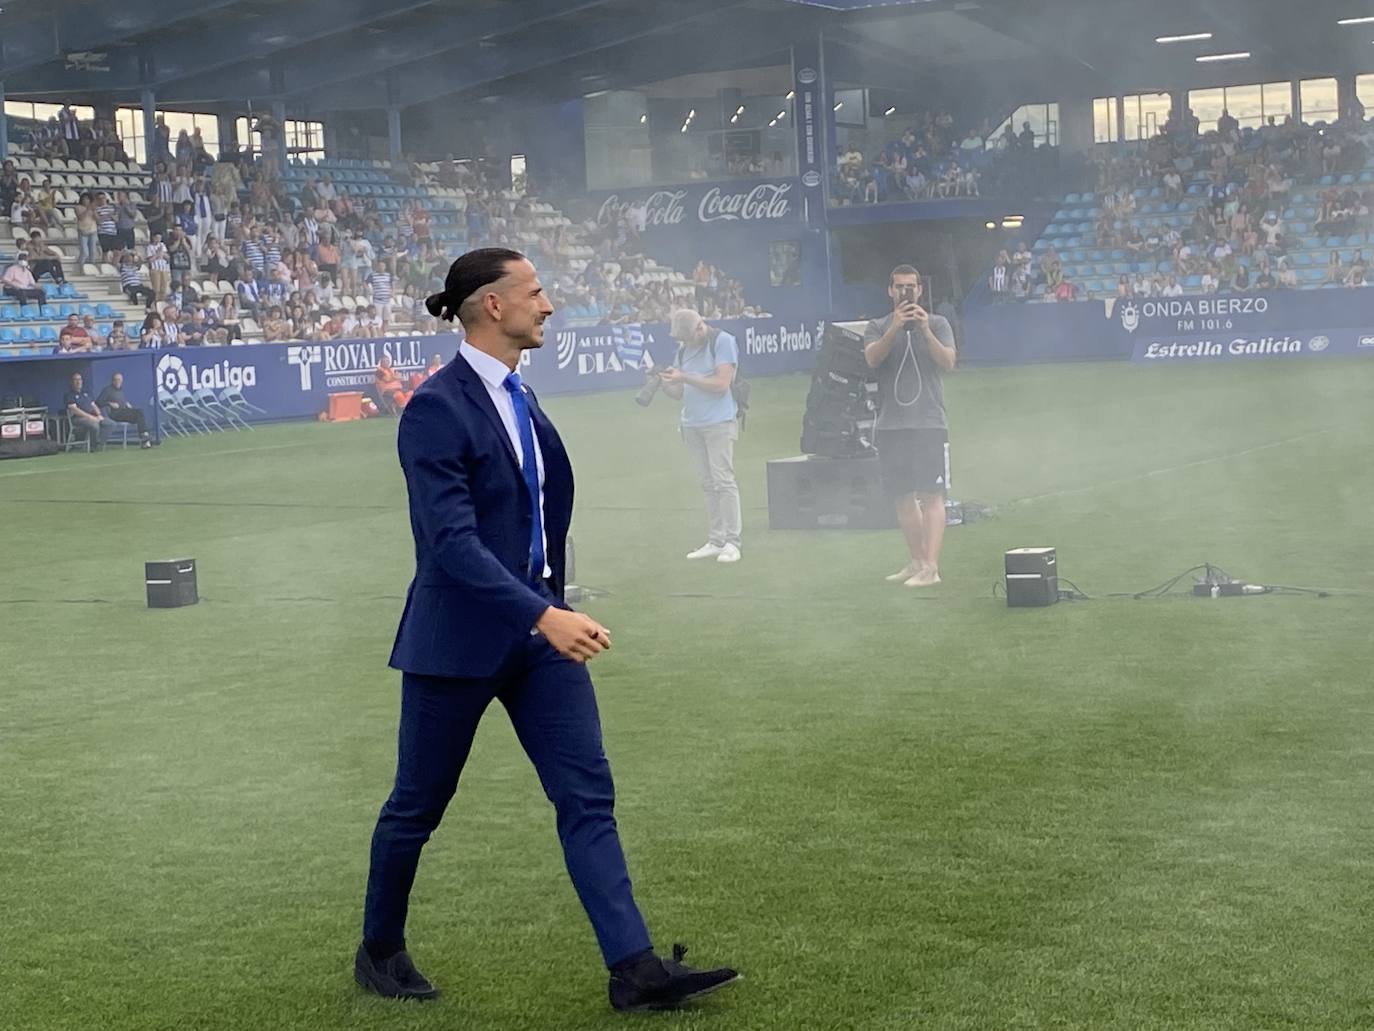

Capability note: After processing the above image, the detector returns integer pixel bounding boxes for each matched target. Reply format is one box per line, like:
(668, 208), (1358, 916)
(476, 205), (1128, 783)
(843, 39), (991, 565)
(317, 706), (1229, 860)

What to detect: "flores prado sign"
(595, 179), (798, 230)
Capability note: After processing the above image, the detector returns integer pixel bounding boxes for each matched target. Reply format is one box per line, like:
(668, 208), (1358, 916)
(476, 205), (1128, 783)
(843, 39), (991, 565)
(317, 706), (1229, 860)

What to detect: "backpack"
(677, 330), (752, 428)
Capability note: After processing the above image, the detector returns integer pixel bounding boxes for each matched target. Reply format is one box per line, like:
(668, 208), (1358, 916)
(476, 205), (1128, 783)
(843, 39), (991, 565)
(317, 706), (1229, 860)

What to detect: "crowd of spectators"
(987, 104), (1374, 303)
(6, 107), (779, 348)
(832, 108), (1067, 206)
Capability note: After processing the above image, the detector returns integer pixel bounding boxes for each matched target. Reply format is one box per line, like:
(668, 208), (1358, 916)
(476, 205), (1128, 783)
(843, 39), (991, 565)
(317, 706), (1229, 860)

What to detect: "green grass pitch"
(2, 358), (1373, 1030)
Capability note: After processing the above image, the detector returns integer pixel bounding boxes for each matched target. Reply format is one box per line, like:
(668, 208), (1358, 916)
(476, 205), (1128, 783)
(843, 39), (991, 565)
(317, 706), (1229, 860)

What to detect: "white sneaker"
(885, 563), (918, 582)
(904, 567), (941, 588)
(686, 543), (725, 561)
(716, 543), (742, 564)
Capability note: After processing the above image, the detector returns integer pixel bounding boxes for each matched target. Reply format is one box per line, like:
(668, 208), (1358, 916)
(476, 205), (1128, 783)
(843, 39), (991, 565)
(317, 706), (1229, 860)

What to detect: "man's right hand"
(535, 606), (611, 663)
(894, 301), (921, 325)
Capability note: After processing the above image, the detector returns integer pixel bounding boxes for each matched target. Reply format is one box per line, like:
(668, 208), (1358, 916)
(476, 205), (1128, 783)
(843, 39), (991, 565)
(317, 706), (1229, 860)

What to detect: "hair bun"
(424, 291), (449, 320)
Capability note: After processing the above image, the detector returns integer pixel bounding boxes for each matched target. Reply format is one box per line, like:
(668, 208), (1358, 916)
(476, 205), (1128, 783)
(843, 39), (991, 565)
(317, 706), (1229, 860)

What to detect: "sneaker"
(686, 543), (725, 561)
(716, 543), (741, 564)
(885, 563), (918, 582)
(903, 567), (941, 588)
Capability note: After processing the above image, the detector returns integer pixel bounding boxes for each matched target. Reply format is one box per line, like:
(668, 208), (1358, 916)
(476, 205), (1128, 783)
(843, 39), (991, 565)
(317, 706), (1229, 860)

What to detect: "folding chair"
(194, 387), (249, 430)
(218, 387), (265, 419)
(169, 390), (213, 433)
(158, 392), (190, 437)
(175, 388), (224, 431)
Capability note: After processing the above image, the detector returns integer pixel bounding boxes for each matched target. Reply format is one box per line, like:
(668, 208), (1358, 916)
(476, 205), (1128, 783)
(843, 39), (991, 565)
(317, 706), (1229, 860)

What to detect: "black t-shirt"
(64, 390), (98, 416)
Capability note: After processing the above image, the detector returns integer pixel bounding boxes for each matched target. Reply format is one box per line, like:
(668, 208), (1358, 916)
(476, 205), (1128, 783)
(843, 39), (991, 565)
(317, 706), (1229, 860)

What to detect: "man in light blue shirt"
(659, 308), (742, 563)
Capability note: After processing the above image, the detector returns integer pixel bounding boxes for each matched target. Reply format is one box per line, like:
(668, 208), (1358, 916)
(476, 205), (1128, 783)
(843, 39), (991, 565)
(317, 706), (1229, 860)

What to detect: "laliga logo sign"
(156, 352), (257, 394)
(157, 354), (189, 393)
(698, 182), (793, 223)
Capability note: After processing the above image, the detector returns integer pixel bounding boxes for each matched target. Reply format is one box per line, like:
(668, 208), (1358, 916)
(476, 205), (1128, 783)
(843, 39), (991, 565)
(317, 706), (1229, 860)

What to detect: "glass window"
(4, 101), (95, 122)
(1300, 78), (1339, 124)
(1259, 81), (1293, 125)
(1187, 87), (1226, 130)
(769, 241), (801, 287)
(284, 119), (325, 159)
(1359, 73), (1374, 111)
(988, 103), (1059, 149)
(116, 108), (220, 165)
(1093, 97), (1119, 144)
(1124, 93), (1171, 141)
(1188, 83), (1292, 130)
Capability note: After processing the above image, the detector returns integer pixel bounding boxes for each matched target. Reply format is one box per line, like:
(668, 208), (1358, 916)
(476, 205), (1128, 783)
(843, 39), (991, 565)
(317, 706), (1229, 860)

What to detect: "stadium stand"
(2, 121), (712, 356)
(987, 115), (1374, 303)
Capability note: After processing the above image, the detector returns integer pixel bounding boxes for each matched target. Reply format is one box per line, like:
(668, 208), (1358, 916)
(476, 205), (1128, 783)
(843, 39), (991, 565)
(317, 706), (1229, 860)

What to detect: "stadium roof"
(1, 0), (1370, 113)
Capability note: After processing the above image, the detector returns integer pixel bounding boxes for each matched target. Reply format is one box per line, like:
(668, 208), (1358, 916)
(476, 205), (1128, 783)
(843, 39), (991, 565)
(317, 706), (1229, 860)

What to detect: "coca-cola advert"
(595, 179), (801, 231)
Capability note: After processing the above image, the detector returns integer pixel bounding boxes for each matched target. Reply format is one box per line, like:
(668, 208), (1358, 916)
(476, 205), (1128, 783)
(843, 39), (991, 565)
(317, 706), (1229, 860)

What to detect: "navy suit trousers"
(362, 630), (652, 968)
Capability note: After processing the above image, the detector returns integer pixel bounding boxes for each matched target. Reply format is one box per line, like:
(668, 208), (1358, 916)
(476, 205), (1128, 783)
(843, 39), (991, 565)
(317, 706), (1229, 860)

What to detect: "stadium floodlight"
(884, 106), (897, 116)
(786, 90), (795, 100)
(1155, 32), (1213, 43)
(833, 101), (844, 111)
(639, 114), (647, 124)
(1336, 14), (1374, 23)
(736, 105), (746, 114)
(776, 110), (787, 120)
(1196, 51), (1251, 62)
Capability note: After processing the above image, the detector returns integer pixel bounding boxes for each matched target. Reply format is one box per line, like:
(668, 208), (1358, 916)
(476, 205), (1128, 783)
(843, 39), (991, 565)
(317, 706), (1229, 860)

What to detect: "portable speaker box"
(146, 558), (199, 608)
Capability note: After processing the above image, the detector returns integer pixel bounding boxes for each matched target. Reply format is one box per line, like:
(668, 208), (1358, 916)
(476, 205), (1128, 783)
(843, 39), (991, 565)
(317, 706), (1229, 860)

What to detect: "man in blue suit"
(356, 248), (739, 1013)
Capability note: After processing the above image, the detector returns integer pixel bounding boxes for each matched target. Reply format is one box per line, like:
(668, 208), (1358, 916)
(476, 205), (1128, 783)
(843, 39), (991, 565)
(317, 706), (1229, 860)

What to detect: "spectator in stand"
(24, 231), (67, 285)
(1039, 245), (1063, 290)
(2, 255), (46, 304)
(1277, 260), (1299, 290)
(168, 225), (194, 289)
(1051, 278), (1077, 303)
(97, 372), (153, 448)
(988, 251), (1011, 301)
(367, 260), (394, 328)
(263, 306), (290, 342)
(64, 373), (114, 450)
(115, 191), (139, 253)
(119, 252), (156, 308)
(57, 314), (93, 352)
(82, 315), (108, 349)
(146, 233), (171, 302)
(216, 293), (243, 343)
(1346, 252), (1367, 287)
(108, 320), (132, 350)
(1322, 250), (1344, 285)
(73, 192), (99, 267)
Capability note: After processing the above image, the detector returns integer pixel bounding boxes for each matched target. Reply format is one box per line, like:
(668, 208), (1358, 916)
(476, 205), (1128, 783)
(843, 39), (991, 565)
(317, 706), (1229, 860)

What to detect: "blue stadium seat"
(19, 304), (40, 320)
(38, 327), (58, 342)
(18, 327), (38, 342)
(58, 303), (78, 317)
(95, 303), (116, 317)
(0, 305), (17, 321)
(0, 327), (18, 343)
(78, 303), (96, 316)
(39, 304), (59, 319)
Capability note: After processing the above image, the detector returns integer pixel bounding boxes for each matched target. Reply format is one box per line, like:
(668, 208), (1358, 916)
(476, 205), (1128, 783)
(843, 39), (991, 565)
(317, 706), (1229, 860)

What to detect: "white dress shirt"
(459, 342), (550, 579)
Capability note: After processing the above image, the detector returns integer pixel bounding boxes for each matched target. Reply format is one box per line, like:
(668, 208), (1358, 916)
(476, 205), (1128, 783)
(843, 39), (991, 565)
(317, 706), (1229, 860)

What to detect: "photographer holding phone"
(863, 264), (957, 588)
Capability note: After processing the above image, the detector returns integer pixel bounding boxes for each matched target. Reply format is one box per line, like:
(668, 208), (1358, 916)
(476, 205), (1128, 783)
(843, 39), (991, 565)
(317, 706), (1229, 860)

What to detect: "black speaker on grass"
(1005, 548), (1058, 607)
(146, 558), (199, 608)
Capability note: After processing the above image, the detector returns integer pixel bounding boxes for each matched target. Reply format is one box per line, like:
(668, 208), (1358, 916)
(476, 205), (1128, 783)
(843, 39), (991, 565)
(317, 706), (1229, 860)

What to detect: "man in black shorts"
(863, 264), (958, 587)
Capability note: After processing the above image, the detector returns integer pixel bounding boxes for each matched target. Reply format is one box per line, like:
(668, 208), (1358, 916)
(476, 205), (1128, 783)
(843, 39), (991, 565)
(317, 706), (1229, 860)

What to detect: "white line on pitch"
(1011, 429), (1333, 505)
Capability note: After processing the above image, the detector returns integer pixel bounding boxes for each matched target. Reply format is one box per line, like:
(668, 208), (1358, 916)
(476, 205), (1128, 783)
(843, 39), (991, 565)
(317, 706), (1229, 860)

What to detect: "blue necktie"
(503, 371), (545, 585)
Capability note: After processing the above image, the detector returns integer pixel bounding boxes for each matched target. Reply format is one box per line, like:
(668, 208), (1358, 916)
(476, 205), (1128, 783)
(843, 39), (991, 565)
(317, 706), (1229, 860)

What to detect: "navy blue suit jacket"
(389, 353), (573, 678)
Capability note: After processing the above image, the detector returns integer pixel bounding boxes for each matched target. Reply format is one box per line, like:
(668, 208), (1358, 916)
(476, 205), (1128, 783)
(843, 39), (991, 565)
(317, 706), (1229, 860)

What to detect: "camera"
(635, 369), (662, 407)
